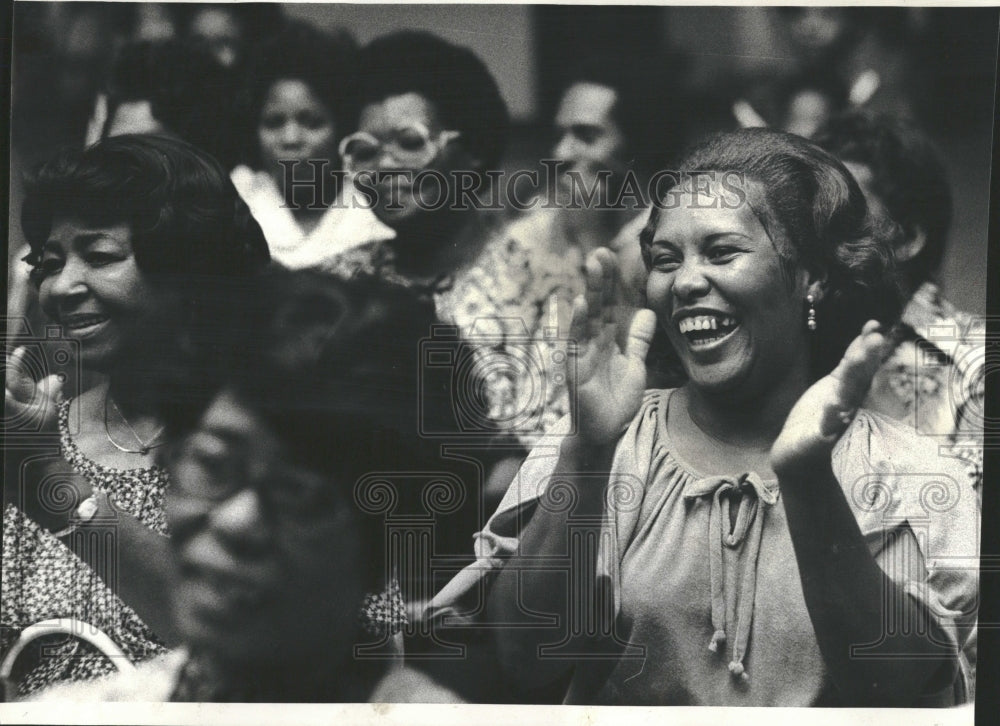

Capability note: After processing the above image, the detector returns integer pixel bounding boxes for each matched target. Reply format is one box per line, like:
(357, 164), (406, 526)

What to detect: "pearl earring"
(806, 294), (817, 331)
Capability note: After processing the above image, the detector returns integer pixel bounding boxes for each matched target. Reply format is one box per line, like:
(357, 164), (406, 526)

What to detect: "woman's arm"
(77, 492), (182, 646)
(486, 249), (656, 691)
(773, 322), (959, 706)
(486, 436), (616, 688)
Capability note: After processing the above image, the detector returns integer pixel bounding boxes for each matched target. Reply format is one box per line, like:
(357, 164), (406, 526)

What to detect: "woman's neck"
(389, 209), (485, 280)
(681, 368), (811, 453)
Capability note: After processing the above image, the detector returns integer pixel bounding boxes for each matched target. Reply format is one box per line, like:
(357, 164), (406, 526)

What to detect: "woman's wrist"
(50, 493), (101, 538)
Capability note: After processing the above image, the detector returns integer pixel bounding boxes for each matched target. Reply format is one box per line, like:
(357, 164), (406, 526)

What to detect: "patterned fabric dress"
(1, 399), (170, 697)
(323, 215), (587, 447)
(863, 282), (985, 495)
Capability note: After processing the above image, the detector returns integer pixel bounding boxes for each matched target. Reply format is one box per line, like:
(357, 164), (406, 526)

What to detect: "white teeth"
(678, 315), (738, 335)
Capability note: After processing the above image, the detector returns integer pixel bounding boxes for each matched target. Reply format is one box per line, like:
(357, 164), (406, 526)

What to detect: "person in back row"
(505, 55), (679, 356)
(231, 20), (393, 268)
(328, 31), (550, 505)
(814, 110), (984, 494)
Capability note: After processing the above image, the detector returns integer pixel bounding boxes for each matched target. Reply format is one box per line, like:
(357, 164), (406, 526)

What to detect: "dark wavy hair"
(242, 20), (358, 169)
(153, 268), (449, 591)
(356, 31), (509, 170)
(559, 51), (687, 179)
(21, 133), (270, 281)
(639, 128), (902, 377)
(103, 39), (241, 168)
(813, 110), (952, 285)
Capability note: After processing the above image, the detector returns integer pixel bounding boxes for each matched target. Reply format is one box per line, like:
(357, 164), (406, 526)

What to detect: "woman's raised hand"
(4, 346), (63, 434)
(568, 248), (657, 445)
(771, 320), (892, 476)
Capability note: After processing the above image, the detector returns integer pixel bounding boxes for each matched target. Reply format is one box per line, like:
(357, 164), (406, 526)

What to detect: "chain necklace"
(103, 392), (166, 455)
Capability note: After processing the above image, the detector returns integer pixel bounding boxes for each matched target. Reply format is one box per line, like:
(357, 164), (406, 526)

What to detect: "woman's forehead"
(655, 179), (765, 236)
(359, 92), (440, 131)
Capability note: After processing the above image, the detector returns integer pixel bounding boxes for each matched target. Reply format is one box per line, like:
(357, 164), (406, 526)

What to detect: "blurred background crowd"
(7, 3), (998, 315)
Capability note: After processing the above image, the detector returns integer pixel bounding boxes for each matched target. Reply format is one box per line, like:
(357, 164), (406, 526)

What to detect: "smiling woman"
(25, 269), (463, 702)
(3, 134), (270, 697)
(432, 129), (980, 706)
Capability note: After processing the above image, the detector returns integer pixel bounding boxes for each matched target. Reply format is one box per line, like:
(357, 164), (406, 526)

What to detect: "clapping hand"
(771, 320), (892, 476)
(4, 346), (63, 434)
(568, 248), (657, 445)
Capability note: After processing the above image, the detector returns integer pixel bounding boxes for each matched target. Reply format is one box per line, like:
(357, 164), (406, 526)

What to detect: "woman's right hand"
(4, 346), (63, 434)
(568, 248), (657, 445)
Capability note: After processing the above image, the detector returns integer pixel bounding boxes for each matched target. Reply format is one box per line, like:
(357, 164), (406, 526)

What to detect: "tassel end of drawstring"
(708, 629), (726, 653)
(728, 660), (749, 683)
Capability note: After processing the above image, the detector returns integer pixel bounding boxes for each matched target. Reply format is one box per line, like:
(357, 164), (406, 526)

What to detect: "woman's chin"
(683, 362), (752, 396)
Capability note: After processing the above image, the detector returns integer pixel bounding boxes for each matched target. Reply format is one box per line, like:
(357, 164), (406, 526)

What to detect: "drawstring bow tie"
(683, 471), (779, 684)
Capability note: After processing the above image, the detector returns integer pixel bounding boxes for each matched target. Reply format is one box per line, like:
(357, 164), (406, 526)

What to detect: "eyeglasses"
(338, 122), (460, 171)
(168, 433), (337, 518)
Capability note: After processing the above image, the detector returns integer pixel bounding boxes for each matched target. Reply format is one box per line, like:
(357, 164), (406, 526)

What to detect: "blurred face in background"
(189, 8), (243, 68)
(350, 92), (470, 228)
(779, 8), (853, 58)
(552, 82), (628, 206)
(258, 79), (337, 186)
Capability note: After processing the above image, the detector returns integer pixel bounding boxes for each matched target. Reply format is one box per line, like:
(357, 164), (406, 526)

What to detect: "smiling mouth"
(61, 315), (110, 335)
(181, 562), (271, 613)
(677, 314), (740, 348)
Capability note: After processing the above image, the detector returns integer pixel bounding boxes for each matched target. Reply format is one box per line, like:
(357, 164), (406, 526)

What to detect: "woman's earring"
(806, 294), (817, 331)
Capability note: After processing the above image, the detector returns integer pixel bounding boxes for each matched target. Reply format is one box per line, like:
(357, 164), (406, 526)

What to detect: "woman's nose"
(672, 258), (711, 301)
(207, 488), (269, 554)
(553, 133), (577, 163)
(46, 258), (88, 302)
(280, 121), (303, 147)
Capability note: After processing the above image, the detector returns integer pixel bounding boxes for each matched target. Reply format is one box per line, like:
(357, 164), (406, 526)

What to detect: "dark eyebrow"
(704, 232), (752, 243)
(44, 232), (123, 251)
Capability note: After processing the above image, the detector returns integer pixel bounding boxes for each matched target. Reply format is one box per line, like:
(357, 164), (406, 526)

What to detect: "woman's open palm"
(569, 248), (657, 445)
(4, 346), (63, 434)
(771, 320), (892, 475)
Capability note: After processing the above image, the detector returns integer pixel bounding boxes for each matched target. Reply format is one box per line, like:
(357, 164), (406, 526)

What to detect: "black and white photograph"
(1, 2), (996, 723)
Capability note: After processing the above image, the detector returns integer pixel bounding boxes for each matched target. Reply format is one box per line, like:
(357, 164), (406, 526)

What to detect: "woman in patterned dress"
(3, 134), (270, 696)
(30, 269), (463, 702)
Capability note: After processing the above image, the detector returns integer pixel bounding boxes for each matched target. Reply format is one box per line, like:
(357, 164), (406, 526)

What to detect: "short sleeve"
(833, 410), (981, 701)
(427, 391), (667, 619)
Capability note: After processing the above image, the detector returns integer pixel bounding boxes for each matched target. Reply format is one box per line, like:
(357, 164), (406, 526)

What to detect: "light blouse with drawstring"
(430, 388), (980, 706)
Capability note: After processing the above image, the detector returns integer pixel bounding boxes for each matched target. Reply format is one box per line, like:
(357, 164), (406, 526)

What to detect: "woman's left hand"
(771, 320), (893, 476)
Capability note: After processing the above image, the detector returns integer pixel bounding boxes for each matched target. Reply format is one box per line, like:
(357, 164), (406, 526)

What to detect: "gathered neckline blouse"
(433, 388), (980, 706)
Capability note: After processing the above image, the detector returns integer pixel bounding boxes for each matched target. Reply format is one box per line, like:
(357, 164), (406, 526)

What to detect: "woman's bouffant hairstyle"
(153, 269), (451, 591)
(102, 39), (241, 169)
(21, 134), (270, 281)
(813, 110), (952, 285)
(242, 20), (358, 168)
(356, 31), (509, 170)
(640, 128), (902, 378)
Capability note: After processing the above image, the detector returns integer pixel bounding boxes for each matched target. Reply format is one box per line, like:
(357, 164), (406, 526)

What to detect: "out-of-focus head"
(245, 20), (357, 183)
(346, 31), (509, 228)
(640, 128), (900, 392)
(180, 3), (286, 68)
(102, 39), (239, 168)
(813, 110), (952, 287)
(774, 7), (864, 59)
(552, 53), (674, 198)
(21, 134), (270, 371)
(157, 269), (438, 668)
